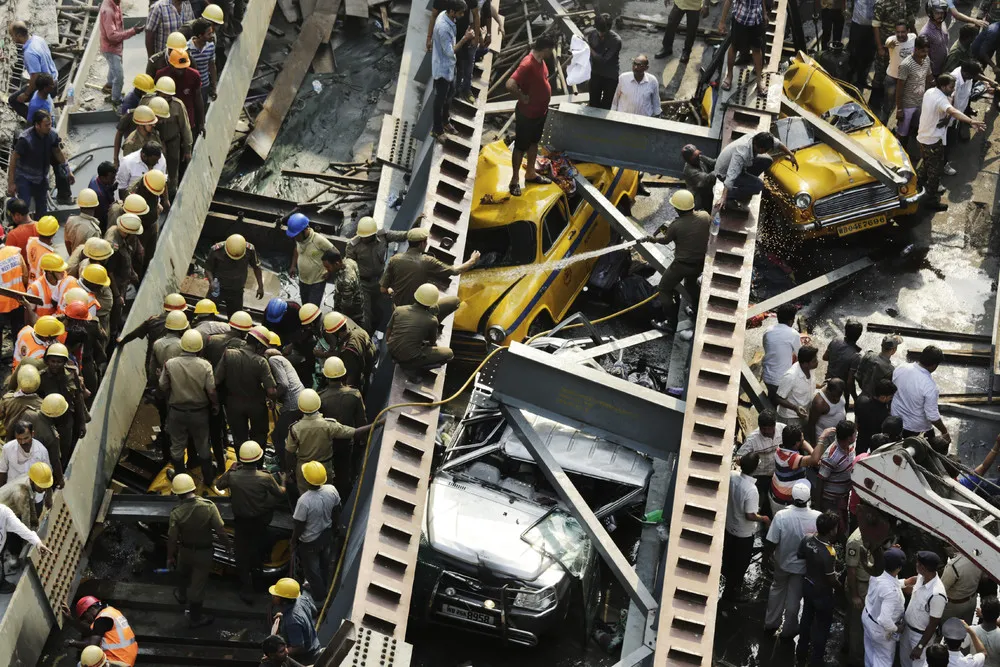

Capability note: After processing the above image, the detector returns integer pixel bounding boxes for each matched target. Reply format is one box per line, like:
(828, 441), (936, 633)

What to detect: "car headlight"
(897, 169), (914, 185)
(512, 586), (557, 611)
(486, 325), (506, 345)
(794, 192), (812, 210)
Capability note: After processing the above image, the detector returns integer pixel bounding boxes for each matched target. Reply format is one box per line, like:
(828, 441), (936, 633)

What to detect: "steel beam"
(491, 342), (686, 460)
(939, 404), (1000, 422)
(500, 405), (659, 616)
(747, 257), (875, 318)
(740, 361), (774, 413)
(105, 494), (295, 530)
(780, 96), (908, 188)
(538, 0), (584, 40)
(563, 329), (668, 362)
(543, 103), (720, 178)
(484, 92), (590, 114)
(866, 322), (992, 345)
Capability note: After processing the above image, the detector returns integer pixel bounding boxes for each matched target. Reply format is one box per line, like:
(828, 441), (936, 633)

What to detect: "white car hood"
(426, 474), (554, 583)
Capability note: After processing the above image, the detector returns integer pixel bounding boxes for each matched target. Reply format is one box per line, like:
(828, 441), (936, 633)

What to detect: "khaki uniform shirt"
(657, 210), (710, 268)
(0, 393), (42, 438)
(324, 322), (375, 386)
(331, 258), (364, 317)
(63, 214), (102, 255)
(387, 305), (439, 363)
(216, 466), (284, 518)
(214, 346), (276, 402)
(204, 242), (260, 291)
(845, 528), (872, 589)
(380, 247), (453, 306)
(38, 367), (83, 415)
(25, 411), (61, 459)
(287, 412), (356, 465)
(319, 384), (366, 427)
(346, 231), (408, 286)
(168, 496), (224, 549)
(295, 230), (333, 285)
(194, 316), (230, 338)
(121, 127), (164, 157)
(160, 353), (215, 408)
(104, 225), (142, 285)
(942, 554), (983, 601)
(151, 333), (184, 376)
(204, 331), (244, 367)
(135, 93), (193, 152)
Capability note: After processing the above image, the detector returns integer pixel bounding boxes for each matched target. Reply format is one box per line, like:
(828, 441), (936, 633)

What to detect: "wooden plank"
(0, 286), (43, 306)
(281, 168), (378, 186)
(246, 0), (342, 160)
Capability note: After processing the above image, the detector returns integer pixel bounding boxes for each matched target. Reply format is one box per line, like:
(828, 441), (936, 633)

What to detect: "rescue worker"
(66, 597), (137, 666)
(29, 393), (66, 482)
(151, 310), (188, 379)
(120, 105), (162, 157)
(0, 365), (42, 438)
(0, 471), (49, 591)
(214, 325), (276, 446)
(104, 213), (144, 291)
(639, 189), (710, 335)
(26, 253), (75, 321)
(287, 303), (320, 386)
(900, 550), (947, 667)
(287, 213), (333, 306)
(264, 331), (303, 462)
(145, 32), (188, 77)
(131, 170), (168, 274)
(318, 311), (375, 390)
(166, 472), (232, 628)
(267, 578), (323, 664)
(203, 233), (264, 315)
(192, 298), (228, 337)
(0, 236), (29, 353)
(25, 215), (59, 284)
(118, 292), (188, 354)
(13, 315), (65, 370)
(120, 72), (156, 116)
(117, 90), (190, 195)
(215, 440), (284, 603)
(386, 283), (460, 378)
(321, 248), (366, 331)
(346, 215), (408, 333)
(156, 50), (205, 137)
(291, 460), (341, 598)
(204, 311), (251, 467)
(160, 330), (219, 491)
(845, 527), (873, 665)
(763, 481), (820, 640)
(80, 265), (114, 346)
(64, 189), (103, 256)
(38, 343), (87, 461)
(380, 227), (480, 307)
(264, 297), (301, 344)
(863, 546), (907, 667)
(319, 356), (367, 428)
(79, 644), (128, 667)
(941, 551), (984, 624)
(63, 300), (105, 399)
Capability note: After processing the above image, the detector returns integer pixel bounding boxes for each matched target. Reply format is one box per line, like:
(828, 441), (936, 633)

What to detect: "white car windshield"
(774, 101), (874, 151)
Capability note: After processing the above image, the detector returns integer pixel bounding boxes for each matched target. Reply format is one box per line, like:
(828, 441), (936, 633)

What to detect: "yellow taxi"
(452, 141), (639, 361)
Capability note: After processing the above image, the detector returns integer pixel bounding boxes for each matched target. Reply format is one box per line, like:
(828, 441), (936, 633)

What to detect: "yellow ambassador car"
(766, 55), (922, 238)
(452, 141), (638, 360)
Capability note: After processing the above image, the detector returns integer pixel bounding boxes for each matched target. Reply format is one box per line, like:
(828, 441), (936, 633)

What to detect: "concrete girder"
(538, 0), (584, 40)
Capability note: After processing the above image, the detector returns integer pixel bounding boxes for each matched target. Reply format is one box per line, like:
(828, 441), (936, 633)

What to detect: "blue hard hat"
(286, 213), (310, 237)
(265, 298), (287, 323)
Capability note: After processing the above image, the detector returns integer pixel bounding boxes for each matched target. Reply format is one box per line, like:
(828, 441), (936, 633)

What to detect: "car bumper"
(774, 189), (923, 238)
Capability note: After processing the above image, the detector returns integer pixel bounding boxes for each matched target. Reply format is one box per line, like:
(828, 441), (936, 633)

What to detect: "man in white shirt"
(880, 21), (917, 122)
(736, 409), (785, 516)
(292, 461), (341, 600)
(0, 421), (50, 504)
(901, 550), (948, 667)
(611, 54), (660, 117)
(763, 481), (819, 639)
(916, 73), (986, 212)
(775, 345), (819, 428)
(115, 142), (167, 196)
(0, 496), (48, 592)
(863, 546), (906, 667)
(722, 453), (770, 602)
(891, 345), (950, 442)
(945, 61), (995, 175)
(761, 303), (803, 400)
(940, 617), (987, 667)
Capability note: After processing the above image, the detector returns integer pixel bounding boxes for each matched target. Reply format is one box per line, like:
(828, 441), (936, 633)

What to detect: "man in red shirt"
(156, 49), (204, 136)
(5, 199), (36, 263)
(505, 36), (555, 196)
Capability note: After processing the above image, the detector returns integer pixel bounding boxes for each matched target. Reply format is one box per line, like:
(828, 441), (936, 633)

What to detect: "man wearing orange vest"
(13, 316), (66, 370)
(64, 596), (138, 667)
(24, 215), (58, 284)
(26, 253), (79, 322)
(0, 240), (28, 355)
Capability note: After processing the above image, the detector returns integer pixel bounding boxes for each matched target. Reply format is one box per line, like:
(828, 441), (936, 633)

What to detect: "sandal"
(525, 174), (553, 185)
(509, 182), (522, 196)
(721, 77), (733, 91)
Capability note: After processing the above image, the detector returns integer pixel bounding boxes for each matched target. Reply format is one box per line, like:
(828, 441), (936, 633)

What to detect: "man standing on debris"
(722, 452), (770, 603)
(856, 334), (901, 398)
(292, 460), (341, 599)
(716, 0), (768, 96)
(321, 249), (366, 331)
(736, 410), (784, 516)
(815, 420), (856, 536)
(680, 144), (716, 213)
(891, 344), (949, 441)
(941, 551), (984, 624)
(715, 131), (797, 212)
(611, 54), (660, 117)
(429, 0), (476, 142)
(346, 216), (408, 332)
(287, 214), (334, 307)
(268, 578), (323, 664)
(900, 550), (947, 667)
(319, 357), (367, 432)
(588, 14), (622, 108)
(807, 378), (846, 446)
(656, 0), (708, 64)
(6, 22), (59, 121)
(775, 345), (819, 429)
(848, 0), (876, 91)
(380, 227), (480, 307)
(116, 143), (167, 198)
(763, 480), (820, 640)
(769, 424), (831, 511)
(265, 331), (304, 463)
(26, 74), (56, 126)
(855, 379), (896, 454)
(64, 190), (105, 258)
(187, 19), (218, 103)
(204, 234), (265, 316)
(823, 319), (863, 405)
(159, 329), (218, 483)
(762, 304), (803, 403)
(38, 343), (88, 461)
(506, 36), (555, 197)
(167, 472), (232, 628)
(146, 0), (196, 57)
(796, 511), (843, 665)
(121, 106), (163, 158)
(894, 36), (931, 146)
(921, 0), (950, 77)
(100, 0), (145, 108)
(214, 326), (276, 446)
(0, 236), (29, 355)
(387, 284), (460, 379)
(7, 111), (74, 217)
(452, 0), (482, 106)
(639, 189), (709, 336)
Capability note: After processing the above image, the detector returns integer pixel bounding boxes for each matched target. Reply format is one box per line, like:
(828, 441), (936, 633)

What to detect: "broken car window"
(521, 508), (595, 579)
(466, 220), (538, 268)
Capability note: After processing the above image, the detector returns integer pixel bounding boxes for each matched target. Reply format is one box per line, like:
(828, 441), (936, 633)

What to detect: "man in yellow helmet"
(39, 343), (88, 460)
(386, 283), (461, 379)
(380, 226), (479, 307)
(0, 232), (29, 356)
(160, 330), (219, 485)
(318, 356), (367, 432)
(116, 88), (191, 194)
(26, 393), (66, 482)
(0, 466), (50, 592)
(214, 326), (276, 446)
(291, 460), (341, 598)
(346, 215), (407, 333)
(120, 105), (163, 158)
(0, 421), (50, 509)
(120, 72), (156, 116)
(192, 299), (228, 337)
(64, 189), (104, 256)
(267, 578), (322, 663)
(317, 311), (375, 390)
(12, 315), (65, 370)
(25, 214), (59, 284)
(0, 366), (42, 439)
(204, 234), (264, 316)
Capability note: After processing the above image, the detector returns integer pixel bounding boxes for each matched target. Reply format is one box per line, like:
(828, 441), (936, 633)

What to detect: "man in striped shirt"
(187, 19), (217, 103)
(769, 424), (831, 511)
(816, 420), (857, 537)
(145, 0), (195, 57)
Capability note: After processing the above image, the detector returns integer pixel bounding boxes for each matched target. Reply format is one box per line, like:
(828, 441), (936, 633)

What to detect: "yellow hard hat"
(168, 49), (191, 69)
(414, 283), (440, 307)
(148, 96), (171, 119)
(123, 193), (150, 216)
(41, 393), (68, 418)
(116, 213), (143, 235)
(171, 473), (196, 494)
(133, 73), (156, 94)
(269, 331), (281, 346)
(357, 216), (378, 238)
(302, 460), (327, 486)
(224, 234), (247, 260)
(299, 303), (321, 325)
(36, 215), (59, 237)
(143, 169), (167, 196)
(239, 440), (263, 463)
(668, 189), (696, 212)
(163, 293), (188, 311)
(202, 3), (225, 23)
(323, 311), (347, 334)
(82, 264), (111, 287)
(323, 356), (346, 379)
(40, 253), (68, 273)
(268, 577), (301, 599)
(155, 75), (176, 96)
(165, 310), (189, 331)
(77, 188), (99, 208)
(229, 311), (253, 332)
(34, 316), (65, 337)
(80, 645), (108, 667)
(165, 32), (188, 50)
(132, 105), (157, 126)
(17, 364), (40, 392)
(193, 298), (218, 315)
(44, 343), (69, 359)
(180, 329), (203, 353)
(83, 237), (114, 261)
(63, 287), (90, 305)
(248, 325), (271, 346)
(297, 388), (321, 414)
(28, 461), (52, 489)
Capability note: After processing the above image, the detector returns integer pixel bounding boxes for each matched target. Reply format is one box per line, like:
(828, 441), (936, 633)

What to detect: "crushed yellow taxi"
(452, 141), (639, 360)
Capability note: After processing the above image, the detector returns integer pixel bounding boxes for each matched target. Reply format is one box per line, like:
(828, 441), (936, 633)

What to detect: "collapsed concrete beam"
(747, 257), (874, 318)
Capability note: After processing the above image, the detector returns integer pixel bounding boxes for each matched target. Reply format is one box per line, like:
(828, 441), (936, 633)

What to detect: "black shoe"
(651, 319), (676, 334)
(56, 195), (74, 206)
(680, 52), (690, 63)
(655, 49), (672, 59)
(0, 580), (15, 594)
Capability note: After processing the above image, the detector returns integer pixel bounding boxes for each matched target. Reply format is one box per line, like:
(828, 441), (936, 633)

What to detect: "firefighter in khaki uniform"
(214, 325), (276, 447)
(25, 215), (59, 284)
(317, 311), (375, 390)
(63, 189), (103, 256)
(379, 227), (479, 307)
(0, 365), (42, 438)
(203, 234), (265, 316)
(318, 356), (367, 427)
(0, 239), (29, 352)
(160, 330), (219, 486)
(13, 315), (66, 370)
(65, 595), (138, 667)
(346, 216), (408, 333)
(386, 283), (461, 377)
(38, 343), (89, 463)
(167, 472), (232, 628)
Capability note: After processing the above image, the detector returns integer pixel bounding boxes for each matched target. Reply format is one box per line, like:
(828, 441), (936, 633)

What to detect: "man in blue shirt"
(88, 162), (118, 229)
(268, 578), (322, 664)
(430, 0), (476, 140)
(26, 74), (56, 128)
(6, 22), (59, 120)
(6, 110), (75, 217)
(973, 21), (1000, 70)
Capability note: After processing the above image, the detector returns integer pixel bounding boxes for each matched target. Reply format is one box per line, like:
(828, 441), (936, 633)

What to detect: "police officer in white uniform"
(763, 481), (820, 638)
(940, 616), (986, 667)
(863, 547), (907, 667)
(901, 551), (948, 667)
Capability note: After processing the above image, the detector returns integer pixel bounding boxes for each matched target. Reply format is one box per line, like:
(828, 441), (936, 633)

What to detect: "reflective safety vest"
(26, 277), (56, 317)
(11, 326), (66, 368)
(0, 246), (25, 313)
(52, 276), (82, 315)
(66, 286), (101, 320)
(94, 606), (138, 667)
(25, 237), (54, 284)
